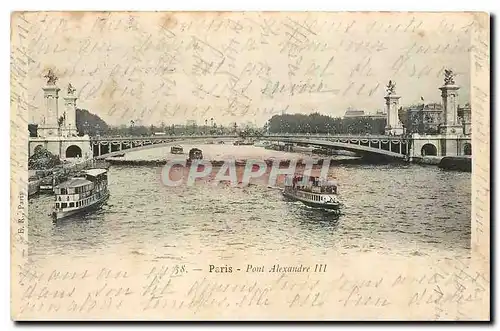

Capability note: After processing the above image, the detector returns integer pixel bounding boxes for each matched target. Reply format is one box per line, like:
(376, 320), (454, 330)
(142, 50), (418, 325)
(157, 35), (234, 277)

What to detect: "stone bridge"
(88, 134), (409, 160)
(265, 135), (409, 159)
(91, 135), (238, 159)
(29, 133), (471, 160)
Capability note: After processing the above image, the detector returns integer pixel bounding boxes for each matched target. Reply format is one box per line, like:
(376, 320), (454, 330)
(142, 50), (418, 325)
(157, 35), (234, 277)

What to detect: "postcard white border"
(4, 0), (497, 328)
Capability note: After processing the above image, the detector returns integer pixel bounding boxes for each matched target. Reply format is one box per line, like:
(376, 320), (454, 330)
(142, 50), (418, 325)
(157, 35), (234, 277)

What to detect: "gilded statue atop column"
(44, 69), (58, 85)
(67, 83), (76, 95)
(444, 69), (455, 85)
(386, 80), (396, 95)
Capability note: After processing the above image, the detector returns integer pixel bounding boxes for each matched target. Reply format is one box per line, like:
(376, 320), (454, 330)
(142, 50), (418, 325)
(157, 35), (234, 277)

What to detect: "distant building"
(364, 110), (387, 120)
(186, 120), (197, 127)
(458, 103), (472, 135)
(399, 102), (471, 135)
(343, 108), (366, 118)
(343, 108), (386, 120)
(242, 121), (256, 129)
(399, 102), (443, 134)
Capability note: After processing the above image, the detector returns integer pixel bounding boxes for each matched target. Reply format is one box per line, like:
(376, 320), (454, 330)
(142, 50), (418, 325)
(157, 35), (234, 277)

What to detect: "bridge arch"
(93, 136), (238, 159)
(264, 137), (406, 159)
(91, 135), (407, 160)
(421, 143), (437, 156)
(463, 143), (472, 156)
(66, 145), (82, 158)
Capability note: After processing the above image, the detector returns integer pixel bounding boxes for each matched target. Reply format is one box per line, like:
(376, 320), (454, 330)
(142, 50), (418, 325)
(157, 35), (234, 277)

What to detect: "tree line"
(29, 110), (388, 137)
(267, 113), (387, 135)
(28, 107), (459, 138)
(28, 109), (264, 137)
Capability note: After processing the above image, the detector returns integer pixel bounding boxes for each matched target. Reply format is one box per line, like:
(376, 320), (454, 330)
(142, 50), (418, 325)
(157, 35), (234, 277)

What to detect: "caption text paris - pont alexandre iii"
(208, 264), (328, 273)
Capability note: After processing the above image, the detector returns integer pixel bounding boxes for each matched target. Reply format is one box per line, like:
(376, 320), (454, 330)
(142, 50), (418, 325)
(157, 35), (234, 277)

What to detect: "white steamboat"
(52, 169), (109, 220)
(283, 175), (341, 211)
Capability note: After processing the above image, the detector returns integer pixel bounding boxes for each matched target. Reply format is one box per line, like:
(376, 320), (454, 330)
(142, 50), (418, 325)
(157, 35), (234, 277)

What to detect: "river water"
(28, 144), (471, 263)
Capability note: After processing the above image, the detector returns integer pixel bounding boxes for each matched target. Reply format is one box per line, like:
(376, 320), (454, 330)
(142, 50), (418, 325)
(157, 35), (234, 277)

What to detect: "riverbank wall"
(410, 156), (471, 172)
(105, 153), (471, 172)
(438, 156), (472, 172)
(29, 159), (95, 178)
(105, 156), (404, 167)
(28, 159), (109, 197)
(28, 179), (41, 197)
(411, 156), (443, 166)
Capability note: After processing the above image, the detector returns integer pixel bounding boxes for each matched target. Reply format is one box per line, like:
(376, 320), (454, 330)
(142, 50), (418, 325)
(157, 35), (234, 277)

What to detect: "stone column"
(439, 70), (463, 136)
(64, 83), (78, 137)
(439, 69), (464, 156)
(40, 85), (61, 137)
(38, 70), (60, 137)
(384, 80), (404, 135)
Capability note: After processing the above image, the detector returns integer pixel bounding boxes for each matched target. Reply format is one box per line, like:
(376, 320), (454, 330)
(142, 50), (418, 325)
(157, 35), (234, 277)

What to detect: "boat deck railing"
(290, 185), (337, 194)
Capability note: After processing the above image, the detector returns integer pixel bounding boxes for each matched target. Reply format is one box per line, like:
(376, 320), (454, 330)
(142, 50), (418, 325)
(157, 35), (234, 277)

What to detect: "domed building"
(398, 101), (471, 136)
(385, 69), (472, 157)
(457, 103), (472, 136)
(398, 102), (443, 135)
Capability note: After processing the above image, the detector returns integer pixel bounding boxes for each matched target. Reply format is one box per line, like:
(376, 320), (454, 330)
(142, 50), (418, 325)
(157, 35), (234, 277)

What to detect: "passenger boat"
(234, 140), (254, 146)
(283, 175), (341, 211)
(52, 168), (109, 220)
(266, 142), (285, 151)
(171, 145), (184, 154)
(254, 140), (271, 148)
(188, 148), (203, 160)
(312, 147), (334, 155)
(39, 176), (55, 192)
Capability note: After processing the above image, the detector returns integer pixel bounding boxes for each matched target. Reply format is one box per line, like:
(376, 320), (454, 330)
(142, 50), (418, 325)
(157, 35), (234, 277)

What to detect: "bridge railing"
(88, 132), (410, 158)
(90, 133), (406, 141)
(90, 134), (239, 141)
(264, 133), (406, 140)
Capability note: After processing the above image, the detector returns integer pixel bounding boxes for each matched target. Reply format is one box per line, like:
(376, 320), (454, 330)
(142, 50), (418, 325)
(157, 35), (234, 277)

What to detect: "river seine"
(28, 144), (471, 263)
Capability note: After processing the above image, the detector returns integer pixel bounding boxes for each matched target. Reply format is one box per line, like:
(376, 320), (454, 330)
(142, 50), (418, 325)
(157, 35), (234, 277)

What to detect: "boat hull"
(53, 191), (110, 221)
(283, 190), (341, 210)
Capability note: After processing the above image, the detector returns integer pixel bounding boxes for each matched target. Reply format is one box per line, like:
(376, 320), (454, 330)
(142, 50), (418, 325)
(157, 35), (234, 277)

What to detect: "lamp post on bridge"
(129, 120), (135, 136)
(284, 123), (290, 134)
(83, 121), (89, 135)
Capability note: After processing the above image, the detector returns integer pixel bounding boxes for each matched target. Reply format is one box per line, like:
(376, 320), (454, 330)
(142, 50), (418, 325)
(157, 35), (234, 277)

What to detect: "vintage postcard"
(10, 11), (490, 321)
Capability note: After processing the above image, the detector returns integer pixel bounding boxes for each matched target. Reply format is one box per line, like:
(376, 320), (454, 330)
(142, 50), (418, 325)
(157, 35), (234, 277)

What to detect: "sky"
(14, 12), (474, 127)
